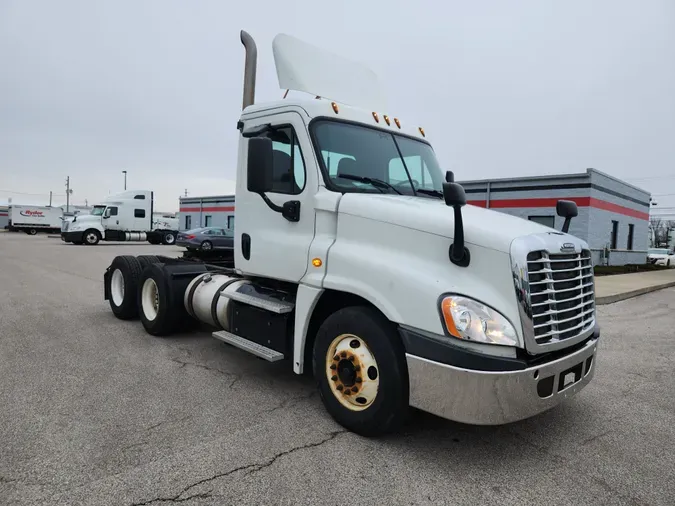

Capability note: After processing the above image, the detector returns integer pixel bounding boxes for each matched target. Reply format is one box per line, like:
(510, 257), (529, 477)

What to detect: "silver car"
(176, 227), (234, 251)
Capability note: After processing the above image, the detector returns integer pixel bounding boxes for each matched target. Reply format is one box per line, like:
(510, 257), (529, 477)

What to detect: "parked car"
(647, 248), (675, 267)
(176, 227), (234, 251)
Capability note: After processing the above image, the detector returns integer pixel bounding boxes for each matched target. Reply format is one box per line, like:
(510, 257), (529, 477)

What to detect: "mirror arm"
(561, 217), (572, 233)
(256, 193), (301, 223)
(259, 193), (283, 213)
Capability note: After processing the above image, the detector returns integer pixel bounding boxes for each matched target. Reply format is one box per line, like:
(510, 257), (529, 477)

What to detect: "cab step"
(219, 290), (294, 314)
(212, 330), (284, 362)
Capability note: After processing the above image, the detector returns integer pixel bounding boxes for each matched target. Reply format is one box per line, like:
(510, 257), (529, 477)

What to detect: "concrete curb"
(596, 281), (675, 305)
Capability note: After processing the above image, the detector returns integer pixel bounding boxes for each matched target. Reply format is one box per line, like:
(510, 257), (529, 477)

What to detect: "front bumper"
(61, 231), (84, 242)
(405, 331), (599, 425)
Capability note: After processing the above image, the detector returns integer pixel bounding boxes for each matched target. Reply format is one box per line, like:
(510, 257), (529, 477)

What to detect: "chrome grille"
(526, 249), (595, 344)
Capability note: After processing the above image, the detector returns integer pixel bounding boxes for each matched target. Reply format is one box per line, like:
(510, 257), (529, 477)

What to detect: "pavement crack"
(128, 430), (346, 506)
(170, 357), (240, 387)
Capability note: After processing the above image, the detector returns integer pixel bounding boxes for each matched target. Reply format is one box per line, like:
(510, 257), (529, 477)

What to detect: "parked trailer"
(102, 31), (600, 436)
(8, 205), (63, 235)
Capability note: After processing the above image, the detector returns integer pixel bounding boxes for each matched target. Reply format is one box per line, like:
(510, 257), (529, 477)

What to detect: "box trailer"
(8, 205), (63, 234)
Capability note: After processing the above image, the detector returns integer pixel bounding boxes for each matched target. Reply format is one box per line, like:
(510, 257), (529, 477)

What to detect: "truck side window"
(134, 209), (146, 218)
(108, 207), (118, 216)
(134, 195), (145, 199)
(263, 126), (306, 195)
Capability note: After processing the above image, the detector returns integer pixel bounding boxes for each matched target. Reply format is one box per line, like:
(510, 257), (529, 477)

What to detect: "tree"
(649, 217), (666, 246)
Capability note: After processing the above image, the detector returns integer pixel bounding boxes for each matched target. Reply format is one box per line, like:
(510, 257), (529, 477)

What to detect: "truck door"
(103, 206), (120, 231)
(234, 111), (317, 282)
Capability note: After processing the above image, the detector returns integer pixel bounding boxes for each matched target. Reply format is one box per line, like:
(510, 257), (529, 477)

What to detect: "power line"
(0, 189), (65, 196)
(626, 175), (675, 182)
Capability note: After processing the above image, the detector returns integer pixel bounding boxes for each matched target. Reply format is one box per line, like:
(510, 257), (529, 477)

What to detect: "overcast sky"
(1, 0), (674, 214)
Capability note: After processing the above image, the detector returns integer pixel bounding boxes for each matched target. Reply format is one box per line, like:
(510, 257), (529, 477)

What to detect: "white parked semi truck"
(8, 205), (63, 235)
(102, 31), (599, 436)
(61, 190), (179, 245)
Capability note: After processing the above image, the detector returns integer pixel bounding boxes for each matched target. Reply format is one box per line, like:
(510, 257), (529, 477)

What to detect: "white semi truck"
(8, 205), (63, 235)
(102, 31), (599, 436)
(61, 190), (179, 245)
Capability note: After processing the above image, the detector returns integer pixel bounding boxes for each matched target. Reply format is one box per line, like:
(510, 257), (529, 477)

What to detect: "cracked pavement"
(1, 232), (674, 505)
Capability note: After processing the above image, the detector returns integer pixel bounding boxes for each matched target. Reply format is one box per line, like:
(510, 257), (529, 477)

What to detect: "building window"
(227, 216), (235, 230)
(627, 224), (634, 250)
(204, 215), (212, 227)
(528, 215), (555, 228)
(185, 215), (191, 229)
(610, 220), (619, 249)
(134, 209), (146, 218)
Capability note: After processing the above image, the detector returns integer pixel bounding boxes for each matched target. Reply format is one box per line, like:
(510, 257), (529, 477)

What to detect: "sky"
(1, 0), (674, 215)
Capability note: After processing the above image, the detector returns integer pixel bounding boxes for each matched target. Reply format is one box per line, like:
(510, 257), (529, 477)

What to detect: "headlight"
(439, 295), (518, 346)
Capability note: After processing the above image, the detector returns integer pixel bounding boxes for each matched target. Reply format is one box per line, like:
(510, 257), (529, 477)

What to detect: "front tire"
(28, 228), (37, 235)
(312, 306), (409, 437)
(83, 229), (101, 245)
(200, 240), (213, 251)
(106, 256), (142, 319)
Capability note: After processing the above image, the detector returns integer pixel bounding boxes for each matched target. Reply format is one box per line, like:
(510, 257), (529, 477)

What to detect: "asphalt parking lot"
(1, 231), (673, 506)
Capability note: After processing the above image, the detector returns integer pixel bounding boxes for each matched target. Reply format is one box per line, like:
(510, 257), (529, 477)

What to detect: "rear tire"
(28, 228), (37, 235)
(137, 255), (161, 270)
(137, 264), (184, 336)
(162, 232), (176, 245)
(106, 256), (143, 319)
(312, 306), (410, 437)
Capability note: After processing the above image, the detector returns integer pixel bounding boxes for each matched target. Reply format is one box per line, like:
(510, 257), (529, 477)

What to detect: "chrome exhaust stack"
(240, 30), (257, 110)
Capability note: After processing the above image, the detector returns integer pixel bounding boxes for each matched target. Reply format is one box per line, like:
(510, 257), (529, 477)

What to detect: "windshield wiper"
(416, 188), (443, 199)
(337, 173), (403, 195)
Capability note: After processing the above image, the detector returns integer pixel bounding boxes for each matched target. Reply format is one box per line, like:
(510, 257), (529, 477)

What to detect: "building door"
(204, 215), (212, 227)
(227, 215), (234, 230)
(185, 215), (192, 230)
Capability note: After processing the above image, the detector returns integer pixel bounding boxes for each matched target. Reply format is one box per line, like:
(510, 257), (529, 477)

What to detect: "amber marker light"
(372, 112), (380, 123)
(383, 114), (391, 126)
(312, 258), (323, 267)
(418, 127), (425, 137)
(394, 118), (401, 129)
(331, 102), (339, 114)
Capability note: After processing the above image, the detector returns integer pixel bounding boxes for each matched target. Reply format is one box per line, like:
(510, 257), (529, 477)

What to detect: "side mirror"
(556, 200), (578, 233)
(247, 137), (274, 194)
(442, 179), (470, 267)
(442, 181), (466, 208)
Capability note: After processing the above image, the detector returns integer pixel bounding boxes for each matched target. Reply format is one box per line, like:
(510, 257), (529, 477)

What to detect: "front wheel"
(312, 306), (410, 437)
(83, 229), (101, 245)
(28, 228), (38, 235)
(200, 240), (213, 251)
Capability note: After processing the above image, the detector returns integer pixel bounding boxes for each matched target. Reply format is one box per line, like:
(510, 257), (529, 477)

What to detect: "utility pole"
(122, 170), (127, 190)
(49, 191), (52, 207)
(65, 176), (71, 213)
(184, 189), (188, 197)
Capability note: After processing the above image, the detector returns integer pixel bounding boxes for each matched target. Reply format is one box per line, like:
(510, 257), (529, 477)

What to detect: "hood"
(338, 193), (568, 253)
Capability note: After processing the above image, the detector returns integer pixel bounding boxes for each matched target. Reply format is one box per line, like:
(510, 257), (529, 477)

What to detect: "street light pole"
(122, 170), (127, 190)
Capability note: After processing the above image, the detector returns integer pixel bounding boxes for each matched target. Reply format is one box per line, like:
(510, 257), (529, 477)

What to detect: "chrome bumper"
(406, 337), (598, 425)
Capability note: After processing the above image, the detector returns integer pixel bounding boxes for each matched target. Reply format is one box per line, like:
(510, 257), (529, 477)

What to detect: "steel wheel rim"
(202, 242), (212, 250)
(141, 278), (160, 321)
(325, 333), (379, 411)
(110, 269), (125, 306)
(165, 233), (175, 244)
(86, 232), (97, 244)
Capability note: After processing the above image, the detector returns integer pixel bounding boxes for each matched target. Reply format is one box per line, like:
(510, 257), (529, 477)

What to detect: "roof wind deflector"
(240, 30), (258, 110)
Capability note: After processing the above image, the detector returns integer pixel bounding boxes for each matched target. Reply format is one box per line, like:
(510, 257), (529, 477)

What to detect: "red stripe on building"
(467, 197), (649, 220)
(0, 213), (7, 216)
(179, 206), (235, 212)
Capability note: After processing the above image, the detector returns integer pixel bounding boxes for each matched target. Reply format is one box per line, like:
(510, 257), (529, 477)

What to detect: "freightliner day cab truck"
(103, 31), (600, 436)
(61, 190), (179, 245)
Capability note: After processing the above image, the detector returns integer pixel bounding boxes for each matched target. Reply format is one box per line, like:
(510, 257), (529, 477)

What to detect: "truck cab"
(104, 31), (599, 436)
(62, 190), (178, 245)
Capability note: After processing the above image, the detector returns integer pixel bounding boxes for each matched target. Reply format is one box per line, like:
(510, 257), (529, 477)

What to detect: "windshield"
(91, 206), (106, 216)
(311, 120), (445, 196)
(649, 248), (669, 255)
